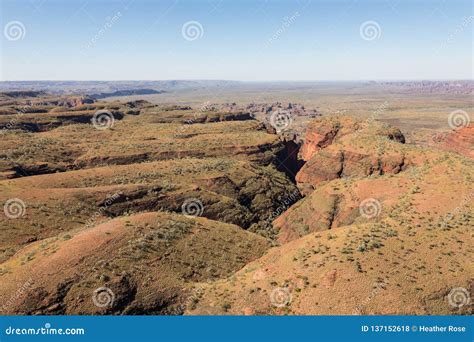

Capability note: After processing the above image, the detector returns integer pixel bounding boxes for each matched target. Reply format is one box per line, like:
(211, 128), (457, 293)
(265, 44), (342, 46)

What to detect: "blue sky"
(1, 0), (472, 80)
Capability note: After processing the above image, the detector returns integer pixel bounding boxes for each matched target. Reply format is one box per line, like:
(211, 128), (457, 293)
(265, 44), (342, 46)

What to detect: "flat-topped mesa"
(142, 105), (253, 124)
(3, 92), (95, 107)
(376, 80), (474, 95)
(27, 95), (95, 107)
(89, 88), (163, 100)
(2, 90), (47, 98)
(295, 116), (406, 195)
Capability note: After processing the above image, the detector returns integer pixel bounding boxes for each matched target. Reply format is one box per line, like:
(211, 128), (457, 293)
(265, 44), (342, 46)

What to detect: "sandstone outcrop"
(188, 119), (473, 315)
(435, 125), (473, 159)
(295, 117), (406, 194)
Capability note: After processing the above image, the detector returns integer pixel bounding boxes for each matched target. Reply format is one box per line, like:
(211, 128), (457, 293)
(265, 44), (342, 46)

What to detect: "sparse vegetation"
(0, 91), (472, 316)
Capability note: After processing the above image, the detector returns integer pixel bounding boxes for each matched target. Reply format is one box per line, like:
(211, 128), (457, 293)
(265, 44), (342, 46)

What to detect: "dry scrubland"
(0, 91), (472, 315)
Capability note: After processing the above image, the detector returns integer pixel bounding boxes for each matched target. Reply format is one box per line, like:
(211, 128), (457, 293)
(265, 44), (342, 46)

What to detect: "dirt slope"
(0, 212), (270, 314)
(186, 117), (473, 316)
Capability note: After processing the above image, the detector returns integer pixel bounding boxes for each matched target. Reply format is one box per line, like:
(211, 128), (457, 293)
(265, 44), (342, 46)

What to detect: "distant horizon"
(2, 0), (472, 81)
(1, 79), (473, 83)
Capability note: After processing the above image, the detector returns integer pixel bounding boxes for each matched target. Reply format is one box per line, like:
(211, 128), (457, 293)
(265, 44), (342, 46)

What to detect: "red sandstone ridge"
(436, 125), (474, 159)
(295, 117), (406, 195)
(300, 117), (405, 162)
(275, 116), (472, 245)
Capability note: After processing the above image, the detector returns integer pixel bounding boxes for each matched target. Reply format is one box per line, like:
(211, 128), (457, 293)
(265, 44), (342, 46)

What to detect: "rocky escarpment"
(275, 138), (305, 181)
(142, 106), (253, 124)
(0, 92), (95, 107)
(28, 95), (95, 108)
(295, 117), (407, 195)
(2, 91), (47, 98)
(300, 117), (405, 161)
(0, 100), (286, 179)
(271, 116), (412, 241)
(273, 116), (472, 244)
(186, 116), (473, 316)
(90, 89), (163, 100)
(0, 96), (307, 315)
(196, 102), (321, 118)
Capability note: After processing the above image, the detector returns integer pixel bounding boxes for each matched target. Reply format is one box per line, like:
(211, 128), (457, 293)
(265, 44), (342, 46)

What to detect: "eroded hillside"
(0, 92), (300, 314)
(0, 92), (472, 315)
(186, 117), (473, 315)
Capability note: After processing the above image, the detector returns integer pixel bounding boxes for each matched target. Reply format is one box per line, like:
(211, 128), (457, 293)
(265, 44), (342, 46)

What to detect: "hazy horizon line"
(1, 79), (473, 83)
